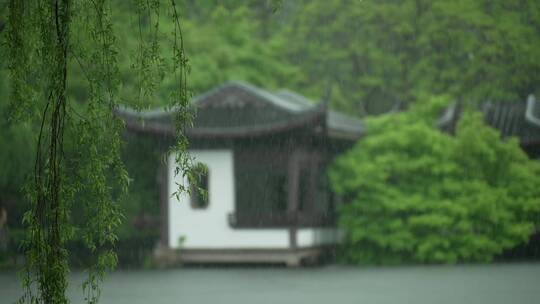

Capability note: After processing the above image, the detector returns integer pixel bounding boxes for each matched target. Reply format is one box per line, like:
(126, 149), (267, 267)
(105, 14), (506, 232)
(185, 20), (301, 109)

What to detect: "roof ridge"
(192, 80), (308, 113)
(274, 89), (317, 108)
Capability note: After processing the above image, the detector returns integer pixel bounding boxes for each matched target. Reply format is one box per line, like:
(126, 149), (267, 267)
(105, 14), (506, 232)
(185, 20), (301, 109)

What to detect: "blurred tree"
(0, 93), (33, 231)
(183, 5), (303, 95)
(102, 2), (302, 105)
(54, 0), (540, 113)
(330, 99), (540, 264)
(0, 2), (33, 252)
(285, 0), (540, 115)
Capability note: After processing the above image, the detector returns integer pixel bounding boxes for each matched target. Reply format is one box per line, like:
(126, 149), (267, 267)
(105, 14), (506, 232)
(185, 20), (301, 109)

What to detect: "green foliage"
(183, 5), (303, 95)
(116, 135), (162, 239)
(285, 0), (540, 114)
(0, 74), (34, 229)
(330, 100), (540, 264)
(52, 0), (540, 114)
(77, 2), (303, 107)
(5, 1), (193, 303)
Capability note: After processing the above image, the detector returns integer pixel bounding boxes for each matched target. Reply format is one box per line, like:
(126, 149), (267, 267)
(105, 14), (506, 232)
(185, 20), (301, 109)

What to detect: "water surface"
(1, 263), (539, 304)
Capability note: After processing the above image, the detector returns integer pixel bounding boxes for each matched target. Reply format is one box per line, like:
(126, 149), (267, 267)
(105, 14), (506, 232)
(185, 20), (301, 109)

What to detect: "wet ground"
(1, 263), (539, 304)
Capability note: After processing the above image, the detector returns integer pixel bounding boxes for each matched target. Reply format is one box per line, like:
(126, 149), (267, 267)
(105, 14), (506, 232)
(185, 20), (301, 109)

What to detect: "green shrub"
(330, 100), (540, 264)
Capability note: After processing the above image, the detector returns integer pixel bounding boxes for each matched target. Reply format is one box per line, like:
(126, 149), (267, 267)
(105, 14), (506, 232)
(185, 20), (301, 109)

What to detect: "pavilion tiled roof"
(116, 81), (365, 140)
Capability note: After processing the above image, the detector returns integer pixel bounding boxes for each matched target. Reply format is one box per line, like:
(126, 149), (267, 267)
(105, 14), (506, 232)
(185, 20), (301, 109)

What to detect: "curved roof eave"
(115, 81), (366, 140)
(119, 106), (326, 139)
(525, 95), (540, 128)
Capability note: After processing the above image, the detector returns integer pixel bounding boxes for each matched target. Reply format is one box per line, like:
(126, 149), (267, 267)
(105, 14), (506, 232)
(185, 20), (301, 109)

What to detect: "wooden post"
(159, 156), (169, 248)
(153, 155), (180, 268)
(308, 154), (318, 215)
(287, 151), (299, 250)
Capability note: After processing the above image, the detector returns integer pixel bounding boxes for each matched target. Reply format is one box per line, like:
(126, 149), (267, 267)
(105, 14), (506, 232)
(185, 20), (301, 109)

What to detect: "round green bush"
(330, 102), (540, 264)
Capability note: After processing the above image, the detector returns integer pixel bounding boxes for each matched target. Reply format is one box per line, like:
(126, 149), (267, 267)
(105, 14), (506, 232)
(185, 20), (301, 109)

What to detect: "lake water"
(1, 263), (539, 304)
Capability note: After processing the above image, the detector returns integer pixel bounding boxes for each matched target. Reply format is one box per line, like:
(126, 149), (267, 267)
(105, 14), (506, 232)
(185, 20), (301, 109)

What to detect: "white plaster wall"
(167, 150), (290, 249)
(296, 228), (341, 248)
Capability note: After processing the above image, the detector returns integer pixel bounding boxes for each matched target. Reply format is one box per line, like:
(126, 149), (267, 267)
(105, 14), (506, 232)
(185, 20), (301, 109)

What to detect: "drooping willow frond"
(6, 1), (192, 303)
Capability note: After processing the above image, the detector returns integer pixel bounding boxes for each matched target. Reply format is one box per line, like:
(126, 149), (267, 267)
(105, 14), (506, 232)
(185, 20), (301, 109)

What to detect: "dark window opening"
(234, 148), (289, 226)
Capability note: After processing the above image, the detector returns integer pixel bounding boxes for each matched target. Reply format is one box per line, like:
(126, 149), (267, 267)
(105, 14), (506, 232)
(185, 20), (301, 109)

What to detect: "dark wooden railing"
(228, 211), (335, 229)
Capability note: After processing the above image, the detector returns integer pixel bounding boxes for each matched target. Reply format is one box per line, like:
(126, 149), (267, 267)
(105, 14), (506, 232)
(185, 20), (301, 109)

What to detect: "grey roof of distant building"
(438, 95), (540, 145)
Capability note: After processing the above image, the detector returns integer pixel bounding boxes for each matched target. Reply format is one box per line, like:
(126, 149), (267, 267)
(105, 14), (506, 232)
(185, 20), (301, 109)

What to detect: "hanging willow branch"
(6, 1), (192, 303)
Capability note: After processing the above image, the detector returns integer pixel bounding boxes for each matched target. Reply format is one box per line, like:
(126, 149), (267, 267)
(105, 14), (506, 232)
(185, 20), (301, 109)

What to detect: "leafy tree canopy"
(15, 0), (538, 114)
(286, 0), (540, 115)
(330, 99), (540, 264)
